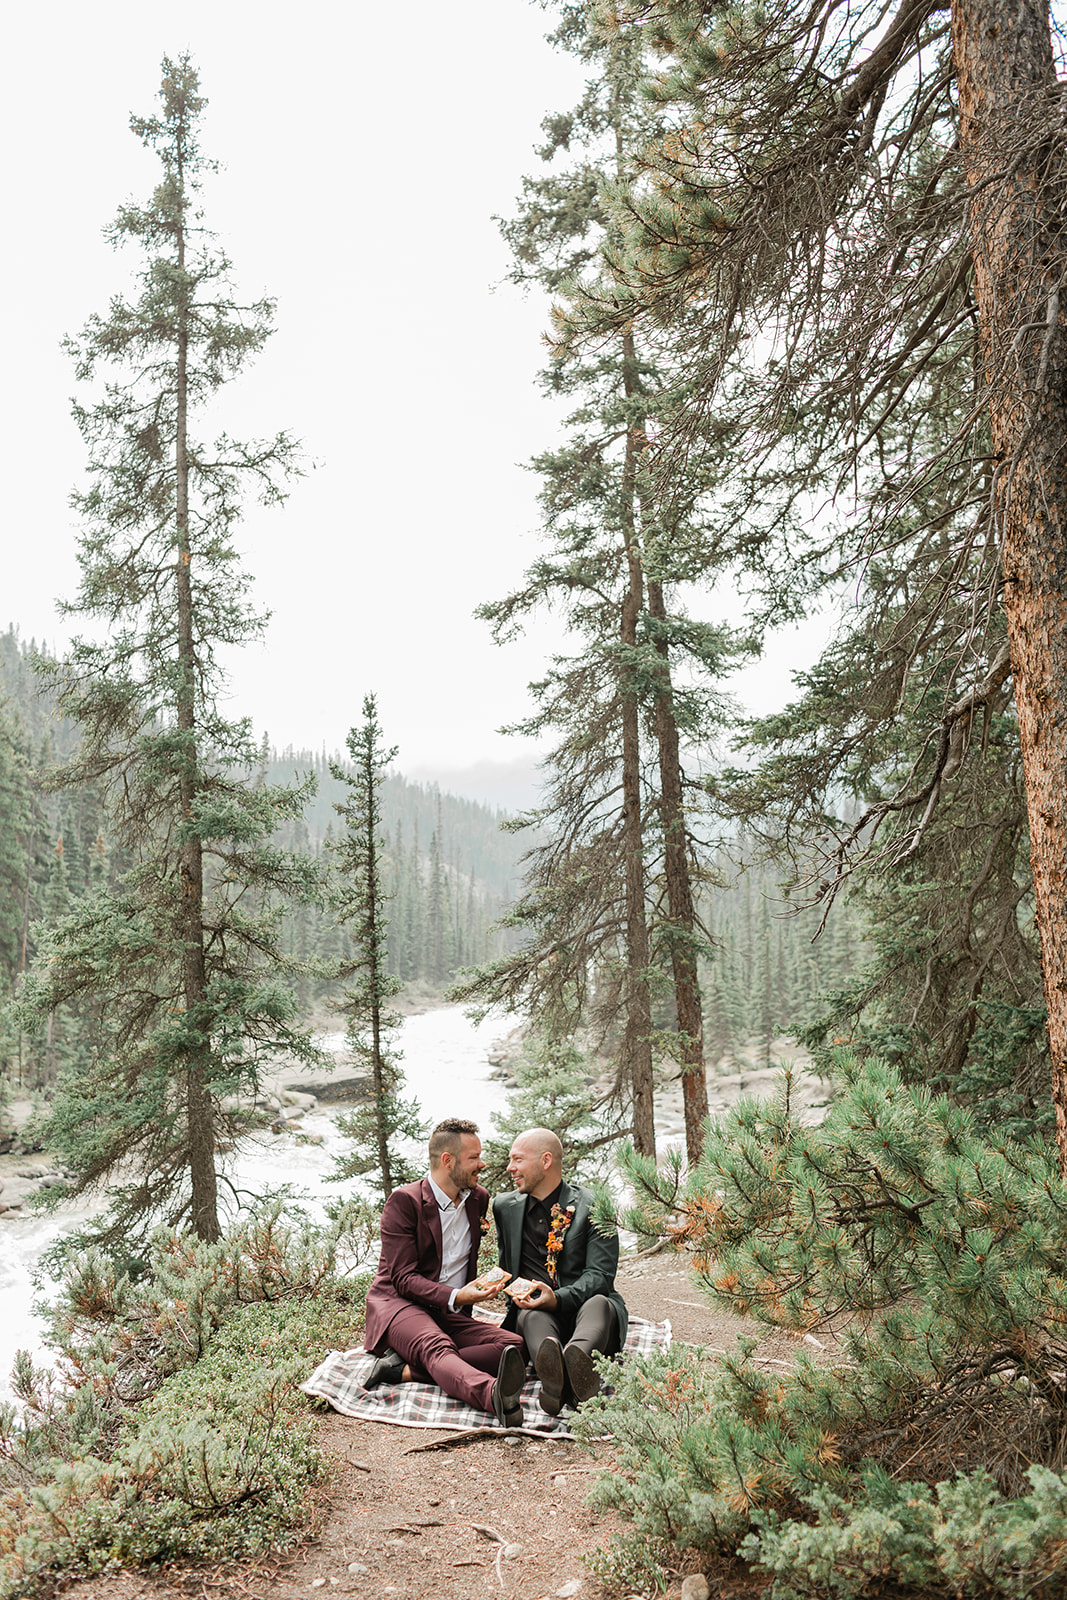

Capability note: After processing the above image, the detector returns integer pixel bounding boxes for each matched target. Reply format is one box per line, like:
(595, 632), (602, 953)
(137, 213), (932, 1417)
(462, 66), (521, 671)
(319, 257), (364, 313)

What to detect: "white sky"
(3, 0), (823, 810)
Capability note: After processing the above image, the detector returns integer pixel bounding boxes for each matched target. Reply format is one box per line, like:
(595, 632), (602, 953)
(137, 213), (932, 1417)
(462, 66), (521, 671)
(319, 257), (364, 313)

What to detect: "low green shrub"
(744, 1464), (1067, 1598)
(0, 1201), (371, 1596)
(578, 1053), (1067, 1595)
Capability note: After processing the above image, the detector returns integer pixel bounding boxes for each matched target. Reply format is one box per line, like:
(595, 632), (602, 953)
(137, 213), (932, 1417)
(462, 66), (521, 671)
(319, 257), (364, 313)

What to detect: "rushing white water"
(316, 1005), (511, 1145)
(225, 1006), (511, 1216)
(0, 1005), (512, 1403)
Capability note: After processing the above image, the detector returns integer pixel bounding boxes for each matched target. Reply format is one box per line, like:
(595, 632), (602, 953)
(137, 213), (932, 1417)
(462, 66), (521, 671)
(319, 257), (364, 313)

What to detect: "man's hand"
(453, 1279), (505, 1307)
(510, 1280), (558, 1311)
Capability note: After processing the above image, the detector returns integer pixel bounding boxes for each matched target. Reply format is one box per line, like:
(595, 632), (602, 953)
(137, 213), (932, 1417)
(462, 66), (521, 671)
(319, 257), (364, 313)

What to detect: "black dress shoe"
(492, 1344), (526, 1428)
(534, 1336), (566, 1416)
(363, 1347), (405, 1390)
(564, 1344), (601, 1403)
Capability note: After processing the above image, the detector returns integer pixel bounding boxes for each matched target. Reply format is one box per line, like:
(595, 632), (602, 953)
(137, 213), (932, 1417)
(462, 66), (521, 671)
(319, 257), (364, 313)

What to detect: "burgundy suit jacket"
(364, 1177), (487, 1354)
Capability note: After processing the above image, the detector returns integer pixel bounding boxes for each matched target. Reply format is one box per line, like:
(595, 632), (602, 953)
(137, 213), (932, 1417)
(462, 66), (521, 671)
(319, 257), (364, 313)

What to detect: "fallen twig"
(619, 1239), (669, 1265)
(405, 1427), (523, 1452)
(471, 1521), (505, 1542)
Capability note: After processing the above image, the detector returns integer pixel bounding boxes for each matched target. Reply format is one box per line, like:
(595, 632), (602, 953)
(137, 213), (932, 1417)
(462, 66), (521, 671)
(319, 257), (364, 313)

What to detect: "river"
(0, 1006), (512, 1403)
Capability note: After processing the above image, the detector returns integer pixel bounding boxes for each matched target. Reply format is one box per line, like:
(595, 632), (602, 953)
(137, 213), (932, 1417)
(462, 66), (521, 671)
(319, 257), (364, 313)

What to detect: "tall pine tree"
(328, 697), (422, 1199)
(18, 57), (319, 1244)
(454, 4), (741, 1159)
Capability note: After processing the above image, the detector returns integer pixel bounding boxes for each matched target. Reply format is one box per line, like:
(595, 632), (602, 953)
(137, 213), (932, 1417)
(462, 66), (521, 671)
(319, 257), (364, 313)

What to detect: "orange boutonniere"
(480, 1214), (491, 1236)
(546, 1203), (575, 1281)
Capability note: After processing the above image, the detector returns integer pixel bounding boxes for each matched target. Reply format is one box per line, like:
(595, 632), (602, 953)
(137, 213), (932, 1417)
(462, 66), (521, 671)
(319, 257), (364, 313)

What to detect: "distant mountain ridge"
(265, 748), (529, 902)
(0, 626), (531, 904)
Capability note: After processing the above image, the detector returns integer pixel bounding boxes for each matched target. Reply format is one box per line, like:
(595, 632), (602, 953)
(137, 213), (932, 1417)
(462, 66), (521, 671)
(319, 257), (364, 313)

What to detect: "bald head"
(507, 1127), (564, 1200)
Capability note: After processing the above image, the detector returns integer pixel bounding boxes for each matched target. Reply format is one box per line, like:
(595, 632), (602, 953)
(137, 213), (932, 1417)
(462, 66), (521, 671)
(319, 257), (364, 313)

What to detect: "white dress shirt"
(428, 1172), (472, 1311)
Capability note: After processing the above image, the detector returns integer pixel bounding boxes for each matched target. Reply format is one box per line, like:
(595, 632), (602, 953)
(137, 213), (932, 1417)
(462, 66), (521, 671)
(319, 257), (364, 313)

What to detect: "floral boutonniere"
(545, 1203), (576, 1280)
(480, 1214), (491, 1237)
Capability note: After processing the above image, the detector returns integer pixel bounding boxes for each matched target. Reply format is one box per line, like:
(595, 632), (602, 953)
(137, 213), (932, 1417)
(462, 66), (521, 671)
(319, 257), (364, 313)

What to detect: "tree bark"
(620, 337), (657, 1158)
(364, 735), (393, 1196)
(174, 126), (218, 1242)
(953, 0), (1067, 1171)
(647, 577), (710, 1164)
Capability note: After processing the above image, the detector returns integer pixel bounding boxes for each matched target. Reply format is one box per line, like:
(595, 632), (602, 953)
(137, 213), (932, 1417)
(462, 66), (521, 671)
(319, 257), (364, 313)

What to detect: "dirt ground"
(60, 1254), (823, 1600)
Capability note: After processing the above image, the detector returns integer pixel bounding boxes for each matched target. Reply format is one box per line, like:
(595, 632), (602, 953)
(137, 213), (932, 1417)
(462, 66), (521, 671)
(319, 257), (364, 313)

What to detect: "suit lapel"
(505, 1192), (525, 1273)
(464, 1188), (483, 1278)
(421, 1178), (443, 1265)
(555, 1182), (582, 1279)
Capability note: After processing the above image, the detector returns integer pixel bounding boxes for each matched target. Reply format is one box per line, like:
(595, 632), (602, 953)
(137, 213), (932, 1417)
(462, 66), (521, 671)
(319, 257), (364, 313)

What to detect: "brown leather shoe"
(564, 1344), (601, 1403)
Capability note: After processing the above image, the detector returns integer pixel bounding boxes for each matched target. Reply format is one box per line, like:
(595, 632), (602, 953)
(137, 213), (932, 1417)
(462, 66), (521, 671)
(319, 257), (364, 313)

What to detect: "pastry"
(473, 1265), (512, 1292)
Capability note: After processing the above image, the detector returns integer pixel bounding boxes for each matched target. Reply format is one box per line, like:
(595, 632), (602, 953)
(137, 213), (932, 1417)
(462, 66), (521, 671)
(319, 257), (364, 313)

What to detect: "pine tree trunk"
(646, 577), (710, 1163)
(620, 341), (656, 1158)
(365, 743), (393, 1196)
(952, 0), (1067, 1173)
(174, 138), (218, 1242)
(19, 827), (35, 977)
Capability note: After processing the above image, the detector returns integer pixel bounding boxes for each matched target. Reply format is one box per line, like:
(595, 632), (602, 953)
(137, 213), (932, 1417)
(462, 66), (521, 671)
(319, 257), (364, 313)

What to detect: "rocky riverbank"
(0, 1097), (68, 1217)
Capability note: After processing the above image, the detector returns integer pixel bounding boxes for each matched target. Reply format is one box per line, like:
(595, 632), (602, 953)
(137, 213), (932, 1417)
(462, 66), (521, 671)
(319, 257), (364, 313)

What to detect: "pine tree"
(328, 696), (422, 1199)
(588, 1055), (1067, 1592)
(16, 57), (320, 1244)
(454, 3), (742, 1159)
(568, 0), (1067, 1155)
(426, 825), (449, 987)
(0, 705), (32, 998)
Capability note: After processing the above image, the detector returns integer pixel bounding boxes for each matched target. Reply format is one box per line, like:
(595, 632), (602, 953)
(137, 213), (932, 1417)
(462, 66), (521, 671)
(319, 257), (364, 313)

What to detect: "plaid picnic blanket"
(300, 1315), (671, 1437)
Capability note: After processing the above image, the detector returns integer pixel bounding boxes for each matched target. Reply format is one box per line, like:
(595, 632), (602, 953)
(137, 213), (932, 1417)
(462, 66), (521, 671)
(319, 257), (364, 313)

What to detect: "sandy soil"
(59, 1253), (828, 1600)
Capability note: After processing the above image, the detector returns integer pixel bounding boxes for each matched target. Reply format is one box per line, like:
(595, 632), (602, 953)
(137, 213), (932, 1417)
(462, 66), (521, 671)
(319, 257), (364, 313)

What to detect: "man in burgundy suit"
(363, 1118), (526, 1426)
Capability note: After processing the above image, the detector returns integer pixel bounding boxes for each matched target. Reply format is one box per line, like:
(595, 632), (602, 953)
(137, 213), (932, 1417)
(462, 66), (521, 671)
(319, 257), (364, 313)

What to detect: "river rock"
(280, 1089), (317, 1111)
(680, 1577), (710, 1600)
(282, 1076), (371, 1104)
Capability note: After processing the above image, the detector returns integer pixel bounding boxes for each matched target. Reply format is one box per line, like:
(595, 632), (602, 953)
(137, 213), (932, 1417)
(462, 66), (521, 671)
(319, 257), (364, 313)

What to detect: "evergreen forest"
(3, 4), (1067, 1594)
(0, 620), (866, 1093)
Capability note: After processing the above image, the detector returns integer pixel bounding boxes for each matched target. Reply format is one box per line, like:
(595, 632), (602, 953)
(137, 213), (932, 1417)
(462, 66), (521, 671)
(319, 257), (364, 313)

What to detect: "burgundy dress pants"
(384, 1304), (526, 1414)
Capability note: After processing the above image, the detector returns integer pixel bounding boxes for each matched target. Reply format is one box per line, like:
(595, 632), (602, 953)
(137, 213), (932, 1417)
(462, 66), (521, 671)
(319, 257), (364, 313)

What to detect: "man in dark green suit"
(493, 1127), (628, 1416)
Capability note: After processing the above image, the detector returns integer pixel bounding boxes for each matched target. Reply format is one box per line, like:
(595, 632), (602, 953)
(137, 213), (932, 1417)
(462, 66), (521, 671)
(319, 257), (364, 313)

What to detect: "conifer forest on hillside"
(3, 3), (1067, 1593)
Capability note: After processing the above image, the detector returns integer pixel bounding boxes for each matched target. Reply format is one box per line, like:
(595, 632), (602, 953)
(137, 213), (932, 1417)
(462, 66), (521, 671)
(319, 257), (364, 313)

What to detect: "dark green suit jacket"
(492, 1180), (628, 1347)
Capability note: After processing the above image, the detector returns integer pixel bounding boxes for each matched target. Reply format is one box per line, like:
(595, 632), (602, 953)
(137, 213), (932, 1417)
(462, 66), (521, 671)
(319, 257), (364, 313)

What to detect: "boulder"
(282, 1077), (371, 1104)
(280, 1089), (317, 1111)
